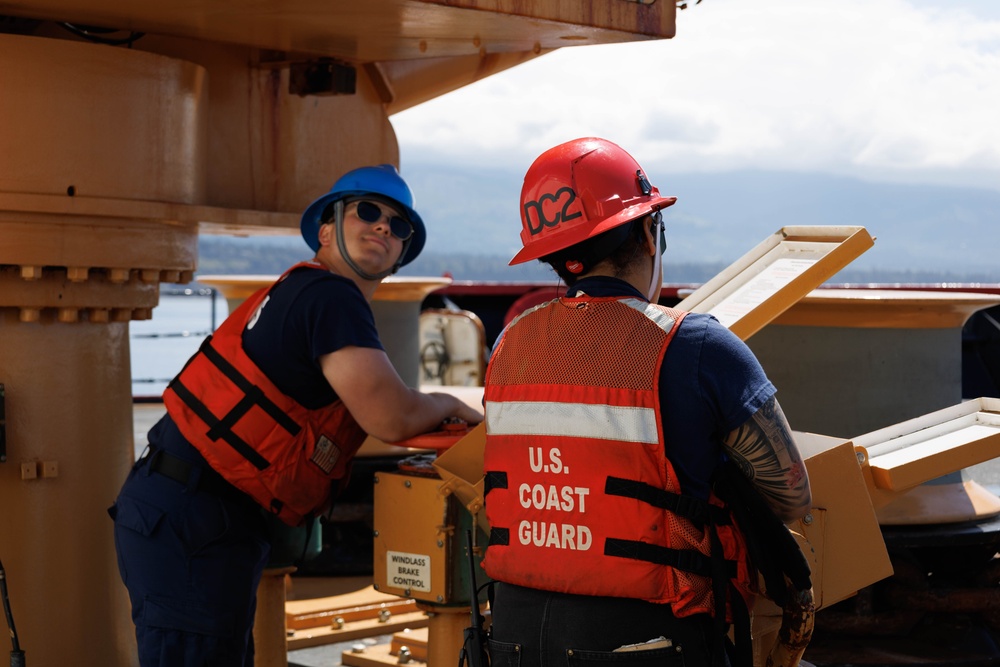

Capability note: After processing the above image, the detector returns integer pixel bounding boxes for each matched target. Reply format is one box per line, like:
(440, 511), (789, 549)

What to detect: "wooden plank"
(286, 585), (419, 630)
(286, 611), (428, 652)
(342, 628), (430, 667)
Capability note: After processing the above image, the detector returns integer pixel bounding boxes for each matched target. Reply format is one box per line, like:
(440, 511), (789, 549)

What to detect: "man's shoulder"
(276, 266), (364, 299)
(670, 311), (735, 350)
(675, 310), (717, 328)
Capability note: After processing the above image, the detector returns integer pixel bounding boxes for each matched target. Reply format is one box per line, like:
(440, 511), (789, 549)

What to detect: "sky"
(392, 0), (1000, 194)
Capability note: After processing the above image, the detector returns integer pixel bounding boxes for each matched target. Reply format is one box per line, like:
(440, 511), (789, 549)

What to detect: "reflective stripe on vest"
(485, 401), (659, 443)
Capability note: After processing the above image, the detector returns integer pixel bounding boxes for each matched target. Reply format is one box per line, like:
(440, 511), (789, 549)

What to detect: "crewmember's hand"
(425, 393), (483, 427)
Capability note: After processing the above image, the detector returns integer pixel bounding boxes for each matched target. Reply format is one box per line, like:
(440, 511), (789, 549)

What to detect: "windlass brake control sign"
(386, 551), (432, 593)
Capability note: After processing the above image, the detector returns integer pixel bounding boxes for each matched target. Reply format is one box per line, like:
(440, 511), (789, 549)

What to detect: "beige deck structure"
(0, 3), (676, 665)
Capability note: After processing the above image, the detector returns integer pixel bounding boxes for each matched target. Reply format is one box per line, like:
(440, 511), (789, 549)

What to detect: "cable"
(0, 557), (25, 666)
(58, 22), (144, 47)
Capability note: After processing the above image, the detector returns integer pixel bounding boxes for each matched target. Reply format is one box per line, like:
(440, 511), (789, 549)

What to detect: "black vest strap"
(484, 471), (508, 496)
(199, 339), (302, 437)
(603, 538), (738, 579)
(488, 527), (510, 546)
(168, 335), (305, 472)
(604, 477), (730, 527)
(169, 377), (272, 471)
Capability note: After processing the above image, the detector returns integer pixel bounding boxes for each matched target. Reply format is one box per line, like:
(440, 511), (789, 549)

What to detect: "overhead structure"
(0, 1), (676, 665)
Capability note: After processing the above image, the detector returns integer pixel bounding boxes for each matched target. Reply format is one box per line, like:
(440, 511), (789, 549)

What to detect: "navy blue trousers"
(489, 583), (718, 667)
(110, 435), (270, 667)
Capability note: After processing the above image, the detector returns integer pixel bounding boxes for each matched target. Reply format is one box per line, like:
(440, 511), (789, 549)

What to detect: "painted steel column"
(0, 35), (204, 666)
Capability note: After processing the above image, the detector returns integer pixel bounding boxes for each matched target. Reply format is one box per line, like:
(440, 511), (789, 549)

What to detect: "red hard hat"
(510, 137), (677, 266)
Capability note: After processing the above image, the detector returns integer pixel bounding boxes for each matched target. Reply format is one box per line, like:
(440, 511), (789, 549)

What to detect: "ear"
(317, 222), (334, 248)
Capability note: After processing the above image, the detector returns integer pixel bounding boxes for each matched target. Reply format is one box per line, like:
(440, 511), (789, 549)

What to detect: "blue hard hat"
(300, 164), (426, 266)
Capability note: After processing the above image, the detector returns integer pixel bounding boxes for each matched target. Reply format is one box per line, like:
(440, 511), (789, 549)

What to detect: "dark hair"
(320, 201), (338, 224)
(541, 218), (648, 286)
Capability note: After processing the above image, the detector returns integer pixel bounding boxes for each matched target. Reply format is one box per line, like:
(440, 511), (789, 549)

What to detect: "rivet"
(404, 480), (412, 488)
(803, 513), (814, 525)
(856, 451), (866, 465)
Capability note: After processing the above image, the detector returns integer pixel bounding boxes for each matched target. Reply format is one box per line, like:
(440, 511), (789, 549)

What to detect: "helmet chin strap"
(332, 200), (410, 282)
(646, 216), (662, 302)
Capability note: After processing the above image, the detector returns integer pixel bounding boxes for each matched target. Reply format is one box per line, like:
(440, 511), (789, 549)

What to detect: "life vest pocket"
(266, 422), (351, 521)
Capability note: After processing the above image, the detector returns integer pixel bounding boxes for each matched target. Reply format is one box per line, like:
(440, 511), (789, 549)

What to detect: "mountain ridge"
(195, 165), (1000, 284)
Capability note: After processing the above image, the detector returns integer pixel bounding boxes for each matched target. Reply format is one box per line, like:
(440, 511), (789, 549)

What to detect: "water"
(130, 291), (228, 398)
(133, 290), (1000, 501)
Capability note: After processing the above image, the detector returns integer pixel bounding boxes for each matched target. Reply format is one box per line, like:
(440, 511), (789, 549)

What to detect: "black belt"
(145, 446), (245, 501)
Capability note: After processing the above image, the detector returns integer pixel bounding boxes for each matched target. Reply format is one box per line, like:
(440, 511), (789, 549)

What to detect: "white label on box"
(386, 550), (432, 592)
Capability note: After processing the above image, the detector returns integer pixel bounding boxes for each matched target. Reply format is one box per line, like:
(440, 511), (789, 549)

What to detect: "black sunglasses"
(354, 200), (413, 241)
(650, 211), (667, 254)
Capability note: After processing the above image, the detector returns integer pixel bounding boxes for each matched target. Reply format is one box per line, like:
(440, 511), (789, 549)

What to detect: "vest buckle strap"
(603, 537), (738, 579)
(200, 340), (302, 436)
(489, 527), (510, 546)
(169, 378), (272, 470)
(484, 471), (508, 495)
(604, 476), (715, 526)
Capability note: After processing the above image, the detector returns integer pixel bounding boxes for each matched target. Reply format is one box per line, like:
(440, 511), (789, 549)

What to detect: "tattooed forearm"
(723, 397), (811, 522)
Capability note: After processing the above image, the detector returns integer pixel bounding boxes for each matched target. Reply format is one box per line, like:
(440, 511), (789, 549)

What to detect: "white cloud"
(392, 0), (1000, 191)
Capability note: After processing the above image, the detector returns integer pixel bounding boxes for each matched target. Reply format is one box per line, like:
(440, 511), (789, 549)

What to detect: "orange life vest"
(163, 262), (368, 527)
(482, 294), (755, 619)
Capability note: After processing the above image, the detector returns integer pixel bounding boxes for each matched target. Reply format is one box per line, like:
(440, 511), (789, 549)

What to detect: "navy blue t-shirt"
(241, 267), (384, 410)
(565, 277), (776, 499)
